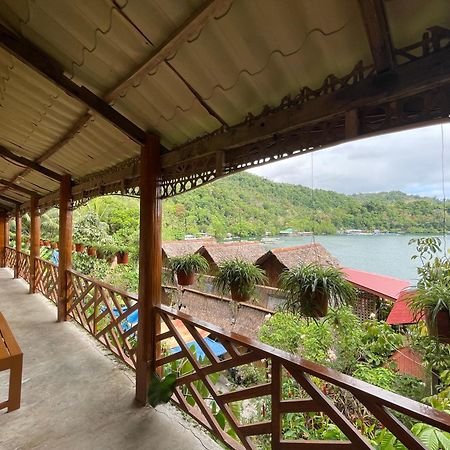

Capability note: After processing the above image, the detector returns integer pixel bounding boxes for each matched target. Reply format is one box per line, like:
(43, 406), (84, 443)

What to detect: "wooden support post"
(0, 213), (5, 267)
(136, 134), (162, 405)
(5, 218), (9, 247)
(29, 195), (40, 294)
(14, 208), (21, 278)
(58, 175), (73, 322)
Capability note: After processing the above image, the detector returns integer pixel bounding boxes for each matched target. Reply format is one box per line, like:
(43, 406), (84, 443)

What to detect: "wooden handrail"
(157, 304), (450, 433)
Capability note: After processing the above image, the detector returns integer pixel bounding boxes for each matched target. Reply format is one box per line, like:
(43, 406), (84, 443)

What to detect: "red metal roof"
(386, 291), (420, 325)
(342, 268), (410, 301)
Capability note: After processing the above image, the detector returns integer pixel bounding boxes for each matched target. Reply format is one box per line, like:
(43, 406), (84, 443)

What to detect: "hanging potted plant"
(214, 259), (267, 302)
(51, 241), (58, 249)
(168, 253), (209, 286)
(116, 248), (129, 265)
(43, 239), (51, 247)
(279, 264), (356, 318)
(75, 242), (85, 253)
(407, 237), (450, 343)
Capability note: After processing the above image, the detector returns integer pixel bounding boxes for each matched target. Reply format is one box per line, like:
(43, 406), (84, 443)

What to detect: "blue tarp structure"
(172, 337), (227, 360)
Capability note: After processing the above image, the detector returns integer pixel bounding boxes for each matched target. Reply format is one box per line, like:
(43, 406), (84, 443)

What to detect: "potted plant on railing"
(87, 244), (97, 257)
(168, 253), (209, 286)
(279, 264), (356, 318)
(214, 259), (267, 303)
(407, 237), (450, 343)
(75, 242), (85, 253)
(116, 248), (129, 265)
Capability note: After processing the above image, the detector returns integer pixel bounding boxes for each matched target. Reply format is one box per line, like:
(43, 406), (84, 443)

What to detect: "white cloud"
(248, 123), (450, 198)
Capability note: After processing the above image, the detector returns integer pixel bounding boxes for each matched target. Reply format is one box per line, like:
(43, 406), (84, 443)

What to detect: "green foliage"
(162, 172), (447, 238)
(73, 211), (112, 246)
(352, 364), (397, 390)
(408, 237), (450, 324)
(361, 320), (404, 366)
(168, 253), (209, 276)
(147, 372), (177, 407)
(105, 263), (139, 293)
(72, 252), (110, 279)
(214, 259), (267, 300)
(279, 264), (356, 317)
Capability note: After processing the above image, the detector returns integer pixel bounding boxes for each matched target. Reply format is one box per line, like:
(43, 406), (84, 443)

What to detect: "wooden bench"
(0, 312), (23, 412)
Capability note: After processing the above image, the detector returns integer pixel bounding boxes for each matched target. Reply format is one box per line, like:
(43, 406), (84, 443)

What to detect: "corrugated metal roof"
(0, 0), (447, 205)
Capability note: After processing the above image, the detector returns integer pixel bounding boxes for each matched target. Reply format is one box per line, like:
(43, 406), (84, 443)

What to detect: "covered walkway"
(0, 269), (220, 450)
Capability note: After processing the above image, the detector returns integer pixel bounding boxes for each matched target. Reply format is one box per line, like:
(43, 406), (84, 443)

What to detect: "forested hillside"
(162, 172), (446, 239)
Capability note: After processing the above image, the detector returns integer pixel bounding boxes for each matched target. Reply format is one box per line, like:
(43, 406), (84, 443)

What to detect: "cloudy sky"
(249, 123), (450, 199)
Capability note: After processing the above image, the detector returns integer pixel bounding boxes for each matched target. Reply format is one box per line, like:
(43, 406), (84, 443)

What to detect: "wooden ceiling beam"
(359, 0), (395, 73)
(0, 145), (64, 182)
(162, 45), (450, 169)
(0, 179), (37, 197)
(0, 194), (21, 206)
(104, 0), (230, 102)
(0, 24), (147, 145)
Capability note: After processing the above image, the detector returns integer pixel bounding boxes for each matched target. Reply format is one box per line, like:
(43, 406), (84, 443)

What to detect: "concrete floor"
(0, 269), (222, 450)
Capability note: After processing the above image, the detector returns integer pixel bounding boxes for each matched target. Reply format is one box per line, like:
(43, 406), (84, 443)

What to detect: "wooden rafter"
(0, 24), (146, 145)
(0, 145), (63, 182)
(359, 0), (395, 73)
(0, 194), (20, 206)
(0, 179), (36, 197)
(162, 45), (450, 169)
(104, 0), (230, 102)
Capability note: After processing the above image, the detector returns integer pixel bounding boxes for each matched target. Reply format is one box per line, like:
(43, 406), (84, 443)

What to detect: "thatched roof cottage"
(255, 243), (340, 287)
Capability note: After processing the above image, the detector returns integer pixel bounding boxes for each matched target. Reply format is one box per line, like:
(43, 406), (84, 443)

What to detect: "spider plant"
(214, 259), (267, 302)
(279, 264), (356, 318)
(168, 253), (209, 286)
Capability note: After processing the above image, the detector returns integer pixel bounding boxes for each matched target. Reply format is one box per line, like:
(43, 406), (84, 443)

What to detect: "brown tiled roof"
(162, 239), (216, 259)
(197, 241), (267, 265)
(256, 243), (340, 269)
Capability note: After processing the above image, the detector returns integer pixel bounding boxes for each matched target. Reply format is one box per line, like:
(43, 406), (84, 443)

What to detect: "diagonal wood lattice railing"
(155, 305), (450, 450)
(2, 247), (449, 449)
(66, 269), (139, 369)
(16, 250), (30, 283)
(4, 246), (16, 269)
(35, 258), (58, 304)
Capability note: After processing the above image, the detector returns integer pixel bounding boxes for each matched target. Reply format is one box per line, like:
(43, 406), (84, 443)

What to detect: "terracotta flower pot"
(117, 251), (129, 264)
(230, 283), (251, 303)
(301, 291), (328, 318)
(39, 239), (44, 246)
(426, 310), (450, 344)
(44, 240), (51, 247)
(51, 242), (58, 249)
(87, 247), (97, 257)
(176, 271), (195, 286)
(75, 243), (84, 253)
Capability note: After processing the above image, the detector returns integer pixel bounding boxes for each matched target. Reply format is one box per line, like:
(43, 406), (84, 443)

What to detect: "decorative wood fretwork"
(35, 258), (58, 305)
(66, 269), (139, 369)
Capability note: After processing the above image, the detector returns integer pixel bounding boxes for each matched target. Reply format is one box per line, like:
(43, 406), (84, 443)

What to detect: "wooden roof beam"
(0, 145), (64, 182)
(0, 24), (147, 145)
(359, 0), (395, 73)
(162, 45), (450, 169)
(104, 0), (230, 102)
(0, 194), (21, 206)
(0, 179), (37, 197)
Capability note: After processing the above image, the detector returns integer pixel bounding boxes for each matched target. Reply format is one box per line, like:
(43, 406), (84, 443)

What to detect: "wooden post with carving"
(136, 134), (162, 405)
(14, 207), (21, 278)
(0, 212), (5, 267)
(58, 175), (73, 322)
(29, 195), (40, 294)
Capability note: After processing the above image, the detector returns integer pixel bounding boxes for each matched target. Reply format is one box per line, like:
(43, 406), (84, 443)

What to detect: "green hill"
(162, 172), (447, 239)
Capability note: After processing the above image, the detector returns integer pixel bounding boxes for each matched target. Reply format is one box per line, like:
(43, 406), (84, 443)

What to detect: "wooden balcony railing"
(66, 269), (139, 370)
(2, 247), (450, 449)
(17, 251), (30, 283)
(5, 246), (16, 269)
(35, 258), (58, 305)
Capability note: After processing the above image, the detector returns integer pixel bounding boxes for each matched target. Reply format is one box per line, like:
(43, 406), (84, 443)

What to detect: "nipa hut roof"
(256, 243), (340, 269)
(197, 242), (267, 265)
(162, 239), (216, 259)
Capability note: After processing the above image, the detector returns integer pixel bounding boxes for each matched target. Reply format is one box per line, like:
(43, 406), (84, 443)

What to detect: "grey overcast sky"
(248, 123), (450, 199)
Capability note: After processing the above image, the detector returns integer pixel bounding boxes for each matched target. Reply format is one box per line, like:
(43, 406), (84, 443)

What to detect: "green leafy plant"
(214, 258), (267, 302)
(408, 237), (450, 341)
(147, 372), (177, 407)
(168, 253), (209, 286)
(279, 264), (356, 317)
